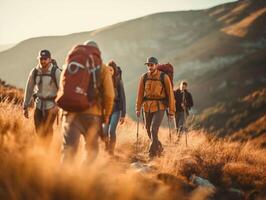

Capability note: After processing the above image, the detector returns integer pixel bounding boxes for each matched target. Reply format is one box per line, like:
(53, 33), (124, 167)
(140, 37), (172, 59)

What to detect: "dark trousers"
(144, 110), (165, 157)
(34, 108), (57, 143)
(175, 111), (186, 133)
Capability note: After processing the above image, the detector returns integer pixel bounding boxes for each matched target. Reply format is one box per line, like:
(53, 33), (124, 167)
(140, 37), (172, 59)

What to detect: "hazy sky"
(0, 0), (236, 45)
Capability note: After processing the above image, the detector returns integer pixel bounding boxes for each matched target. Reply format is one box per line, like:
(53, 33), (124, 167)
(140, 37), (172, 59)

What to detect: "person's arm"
(102, 65), (115, 123)
(23, 69), (35, 109)
(119, 79), (126, 118)
(135, 75), (145, 116)
(163, 75), (176, 115)
(23, 69), (36, 118)
(188, 92), (194, 109)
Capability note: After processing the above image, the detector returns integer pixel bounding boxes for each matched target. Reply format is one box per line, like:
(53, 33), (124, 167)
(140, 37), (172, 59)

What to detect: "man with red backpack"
(57, 41), (115, 164)
(23, 50), (61, 146)
(136, 56), (175, 158)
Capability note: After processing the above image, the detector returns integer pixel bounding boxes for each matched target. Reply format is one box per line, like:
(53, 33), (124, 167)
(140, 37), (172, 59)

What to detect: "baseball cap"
(145, 56), (158, 65)
(37, 49), (51, 59)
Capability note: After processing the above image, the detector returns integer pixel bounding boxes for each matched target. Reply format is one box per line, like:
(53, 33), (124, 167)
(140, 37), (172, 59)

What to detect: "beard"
(149, 69), (156, 74)
(40, 61), (49, 68)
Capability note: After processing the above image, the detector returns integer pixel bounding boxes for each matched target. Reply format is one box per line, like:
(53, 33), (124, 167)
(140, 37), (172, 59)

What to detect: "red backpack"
(157, 63), (174, 86)
(56, 45), (102, 112)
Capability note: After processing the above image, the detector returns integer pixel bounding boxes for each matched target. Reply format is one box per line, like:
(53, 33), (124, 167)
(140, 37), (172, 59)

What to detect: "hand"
(136, 111), (140, 118)
(23, 108), (29, 118)
(120, 117), (125, 125)
(168, 113), (175, 120)
(104, 117), (110, 125)
(50, 106), (59, 114)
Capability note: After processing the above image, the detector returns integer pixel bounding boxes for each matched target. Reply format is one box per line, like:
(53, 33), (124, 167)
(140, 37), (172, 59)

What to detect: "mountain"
(0, 0), (265, 128)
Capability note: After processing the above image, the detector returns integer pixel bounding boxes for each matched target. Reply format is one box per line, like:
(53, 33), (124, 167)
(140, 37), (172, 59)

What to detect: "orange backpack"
(143, 71), (167, 103)
(56, 45), (102, 112)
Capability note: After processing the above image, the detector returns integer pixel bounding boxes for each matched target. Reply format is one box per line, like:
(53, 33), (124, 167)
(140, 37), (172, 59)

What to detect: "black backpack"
(33, 59), (61, 89)
(110, 66), (122, 101)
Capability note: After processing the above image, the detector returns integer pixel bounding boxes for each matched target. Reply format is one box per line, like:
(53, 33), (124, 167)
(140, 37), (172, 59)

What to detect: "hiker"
(174, 81), (193, 133)
(103, 61), (126, 155)
(23, 50), (61, 145)
(136, 57), (175, 158)
(57, 41), (115, 163)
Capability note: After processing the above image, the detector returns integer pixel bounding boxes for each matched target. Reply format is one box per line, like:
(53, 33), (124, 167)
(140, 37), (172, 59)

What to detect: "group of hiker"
(22, 40), (193, 162)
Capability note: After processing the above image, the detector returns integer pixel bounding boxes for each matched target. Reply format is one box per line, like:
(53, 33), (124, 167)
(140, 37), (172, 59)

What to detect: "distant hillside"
(0, 0), (265, 123)
(0, 44), (14, 52)
(197, 88), (266, 146)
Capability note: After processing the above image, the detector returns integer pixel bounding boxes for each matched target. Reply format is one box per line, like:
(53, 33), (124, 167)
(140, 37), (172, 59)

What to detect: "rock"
(130, 161), (154, 173)
(189, 174), (216, 189)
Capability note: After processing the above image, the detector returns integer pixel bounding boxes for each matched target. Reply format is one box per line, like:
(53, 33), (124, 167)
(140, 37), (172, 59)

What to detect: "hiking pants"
(144, 110), (165, 157)
(34, 108), (57, 144)
(175, 111), (186, 133)
(102, 111), (121, 154)
(61, 113), (101, 164)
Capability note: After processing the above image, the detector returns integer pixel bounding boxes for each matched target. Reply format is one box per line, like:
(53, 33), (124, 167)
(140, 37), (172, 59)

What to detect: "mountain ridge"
(0, 0), (265, 131)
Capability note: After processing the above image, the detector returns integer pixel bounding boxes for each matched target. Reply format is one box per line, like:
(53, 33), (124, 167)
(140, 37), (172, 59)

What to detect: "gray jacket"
(23, 63), (61, 110)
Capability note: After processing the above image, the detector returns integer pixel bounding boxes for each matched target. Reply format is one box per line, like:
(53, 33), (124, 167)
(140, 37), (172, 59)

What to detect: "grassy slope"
(0, 84), (265, 200)
(197, 88), (266, 147)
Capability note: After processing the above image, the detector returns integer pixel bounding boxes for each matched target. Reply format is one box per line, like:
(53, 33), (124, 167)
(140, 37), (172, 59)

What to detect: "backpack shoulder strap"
(51, 65), (59, 89)
(143, 72), (148, 87)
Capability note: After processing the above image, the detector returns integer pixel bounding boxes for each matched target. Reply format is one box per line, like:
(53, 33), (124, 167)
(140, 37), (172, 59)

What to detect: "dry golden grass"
(222, 7), (266, 37)
(0, 79), (24, 105)
(0, 100), (266, 200)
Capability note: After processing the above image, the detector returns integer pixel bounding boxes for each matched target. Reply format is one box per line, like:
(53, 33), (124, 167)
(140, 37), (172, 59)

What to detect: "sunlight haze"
(0, 0), (236, 44)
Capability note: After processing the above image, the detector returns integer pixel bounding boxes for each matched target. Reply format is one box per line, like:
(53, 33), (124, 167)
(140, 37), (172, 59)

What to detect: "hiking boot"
(148, 153), (156, 160)
(157, 143), (164, 157)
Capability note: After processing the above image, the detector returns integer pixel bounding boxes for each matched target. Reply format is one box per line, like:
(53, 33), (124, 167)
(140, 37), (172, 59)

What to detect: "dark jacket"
(174, 89), (193, 113)
(113, 79), (126, 117)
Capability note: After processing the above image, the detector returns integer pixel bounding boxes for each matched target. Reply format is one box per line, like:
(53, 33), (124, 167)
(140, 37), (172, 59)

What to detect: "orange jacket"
(136, 70), (175, 114)
(82, 64), (115, 122)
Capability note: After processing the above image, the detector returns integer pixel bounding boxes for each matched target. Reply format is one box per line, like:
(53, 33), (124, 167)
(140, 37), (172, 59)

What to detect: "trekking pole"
(166, 109), (172, 143)
(173, 114), (181, 142)
(184, 112), (188, 147)
(56, 108), (60, 125)
(182, 92), (188, 147)
(141, 107), (145, 130)
(136, 116), (140, 153)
